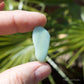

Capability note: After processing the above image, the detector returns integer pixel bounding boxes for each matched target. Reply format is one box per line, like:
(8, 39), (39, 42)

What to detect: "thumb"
(0, 61), (51, 84)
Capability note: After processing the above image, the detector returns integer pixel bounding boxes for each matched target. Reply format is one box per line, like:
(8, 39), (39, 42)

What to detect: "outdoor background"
(0, 0), (84, 84)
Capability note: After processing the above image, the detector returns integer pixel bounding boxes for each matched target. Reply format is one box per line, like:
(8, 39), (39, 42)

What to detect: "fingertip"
(0, 61), (51, 84)
(34, 62), (51, 83)
(0, 2), (5, 10)
(0, 10), (47, 35)
(38, 13), (47, 27)
(12, 11), (47, 33)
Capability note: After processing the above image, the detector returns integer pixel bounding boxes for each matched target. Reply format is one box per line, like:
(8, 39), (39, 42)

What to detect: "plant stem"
(18, 0), (24, 10)
(46, 56), (73, 84)
(8, 0), (13, 10)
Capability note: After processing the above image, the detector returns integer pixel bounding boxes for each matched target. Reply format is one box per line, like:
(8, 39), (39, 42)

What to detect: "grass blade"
(67, 47), (84, 68)
(48, 75), (55, 84)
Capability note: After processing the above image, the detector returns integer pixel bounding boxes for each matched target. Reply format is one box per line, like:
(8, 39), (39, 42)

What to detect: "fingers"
(0, 10), (47, 35)
(0, 1), (5, 10)
(0, 0), (4, 3)
(0, 62), (51, 84)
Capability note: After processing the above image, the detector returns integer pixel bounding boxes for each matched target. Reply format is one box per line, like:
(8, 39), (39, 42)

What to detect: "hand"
(0, 1), (51, 84)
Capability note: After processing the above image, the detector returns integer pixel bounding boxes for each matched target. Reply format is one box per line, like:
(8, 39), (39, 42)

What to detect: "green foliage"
(0, 0), (84, 83)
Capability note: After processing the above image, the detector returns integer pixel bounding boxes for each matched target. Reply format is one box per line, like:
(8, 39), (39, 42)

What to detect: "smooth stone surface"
(32, 26), (50, 62)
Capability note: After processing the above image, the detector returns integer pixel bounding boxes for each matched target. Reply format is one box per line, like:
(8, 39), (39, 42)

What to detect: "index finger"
(0, 10), (47, 35)
(0, 0), (5, 10)
(0, 0), (4, 3)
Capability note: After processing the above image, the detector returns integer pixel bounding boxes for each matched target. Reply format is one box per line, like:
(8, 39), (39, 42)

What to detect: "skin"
(0, 1), (51, 84)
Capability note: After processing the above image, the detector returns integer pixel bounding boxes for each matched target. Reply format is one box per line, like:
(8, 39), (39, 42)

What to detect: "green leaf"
(48, 75), (55, 84)
(67, 47), (84, 68)
(82, 54), (84, 77)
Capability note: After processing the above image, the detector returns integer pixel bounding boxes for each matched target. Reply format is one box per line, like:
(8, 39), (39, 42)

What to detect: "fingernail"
(35, 64), (51, 82)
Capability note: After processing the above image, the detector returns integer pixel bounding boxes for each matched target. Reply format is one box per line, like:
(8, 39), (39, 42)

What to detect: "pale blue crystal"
(32, 26), (50, 62)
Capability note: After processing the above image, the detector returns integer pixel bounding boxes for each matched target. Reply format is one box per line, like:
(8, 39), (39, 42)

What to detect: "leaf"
(82, 54), (84, 77)
(48, 75), (55, 84)
(81, 7), (84, 22)
(67, 47), (84, 68)
(51, 40), (84, 59)
(34, 0), (73, 6)
(0, 45), (35, 72)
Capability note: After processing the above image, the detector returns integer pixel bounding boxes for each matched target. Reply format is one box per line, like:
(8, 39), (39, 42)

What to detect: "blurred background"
(0, 0), (84, 84)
